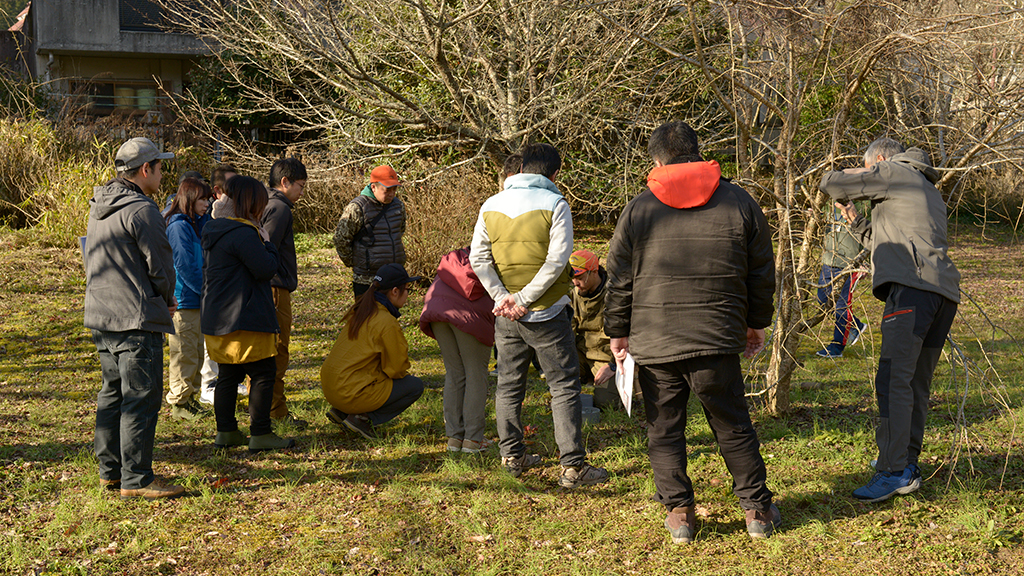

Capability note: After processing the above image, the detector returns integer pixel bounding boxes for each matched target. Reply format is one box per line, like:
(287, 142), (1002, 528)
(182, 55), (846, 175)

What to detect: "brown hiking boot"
(99, 478), (121, 492)
(745, 503), (782, 539)
(665, 506), (696, 544)
(120, 479), (185, 501)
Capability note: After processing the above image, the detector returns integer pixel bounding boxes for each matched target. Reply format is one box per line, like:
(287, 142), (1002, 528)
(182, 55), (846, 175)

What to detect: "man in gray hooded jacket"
(820, 137), (959, 503)
(84, 137), (184, 500)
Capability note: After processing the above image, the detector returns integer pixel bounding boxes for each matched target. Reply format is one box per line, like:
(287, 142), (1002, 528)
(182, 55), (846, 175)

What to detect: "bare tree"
(161, 0), (711, 210)
(590, 0), (1024, 413)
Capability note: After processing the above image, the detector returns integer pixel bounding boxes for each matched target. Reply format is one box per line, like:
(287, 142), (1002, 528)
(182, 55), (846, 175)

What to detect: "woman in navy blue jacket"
(165, 178), (213, 420)
(201, 176), (294, 452)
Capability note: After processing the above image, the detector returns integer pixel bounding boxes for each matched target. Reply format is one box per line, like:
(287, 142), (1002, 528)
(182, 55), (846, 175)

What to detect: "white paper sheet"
(614, 353), (635, 416)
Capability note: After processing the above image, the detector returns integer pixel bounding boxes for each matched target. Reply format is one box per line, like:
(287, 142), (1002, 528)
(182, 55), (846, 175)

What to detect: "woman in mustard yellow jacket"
(321, 264), (424, 439)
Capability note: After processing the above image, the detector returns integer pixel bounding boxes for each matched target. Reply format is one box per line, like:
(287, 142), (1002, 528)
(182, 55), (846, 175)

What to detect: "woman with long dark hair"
(321, 264), (425, 439)
(201, 175), (294, 451)
(165, 177), (214, 420)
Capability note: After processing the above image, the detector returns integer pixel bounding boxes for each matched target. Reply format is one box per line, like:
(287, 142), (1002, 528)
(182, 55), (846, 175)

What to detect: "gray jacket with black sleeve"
(820, 148), (960, 304)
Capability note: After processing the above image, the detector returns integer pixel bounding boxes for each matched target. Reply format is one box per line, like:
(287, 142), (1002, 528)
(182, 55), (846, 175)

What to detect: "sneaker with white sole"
(558, 463), (609, 488)
(848, 320), (867, 346)
(815, 343), (845, 358)
(852, 465), (921, 503)
(501, 453), (541, 477)
(199, 385), (215, 406)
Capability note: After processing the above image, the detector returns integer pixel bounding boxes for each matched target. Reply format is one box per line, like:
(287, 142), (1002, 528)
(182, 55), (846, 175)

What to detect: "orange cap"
(569, 249), (599, 276)
(370, 165), (401, 187)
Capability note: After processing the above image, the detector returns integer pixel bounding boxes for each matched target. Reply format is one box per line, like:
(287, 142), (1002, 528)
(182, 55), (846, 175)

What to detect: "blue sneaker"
(852, 467), (921, 502)
(848, 320), (867, 346)
(816, 343), (845, 358)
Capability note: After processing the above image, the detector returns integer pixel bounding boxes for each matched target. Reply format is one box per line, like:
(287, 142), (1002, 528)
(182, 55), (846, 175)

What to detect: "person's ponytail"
(344, 282), (382, 340)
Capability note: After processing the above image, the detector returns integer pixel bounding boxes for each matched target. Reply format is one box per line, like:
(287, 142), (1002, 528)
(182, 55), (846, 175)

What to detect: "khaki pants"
(166, 309), (203, 406)
(271, 287), (292, 419)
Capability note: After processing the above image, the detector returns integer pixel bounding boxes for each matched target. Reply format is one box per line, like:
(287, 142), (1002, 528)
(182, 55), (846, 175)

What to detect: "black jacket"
(201, 217), (280, 336)
(604, 161), (775, 364)
(261, 189), (298, 292)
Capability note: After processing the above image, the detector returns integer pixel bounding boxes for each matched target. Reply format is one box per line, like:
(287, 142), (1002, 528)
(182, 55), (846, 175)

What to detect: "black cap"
(373, 263), (422, 290)
(178, 170), (206, 184)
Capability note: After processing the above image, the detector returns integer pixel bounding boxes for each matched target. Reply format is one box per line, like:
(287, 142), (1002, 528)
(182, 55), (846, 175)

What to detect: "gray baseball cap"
(115, 137), (174, 172)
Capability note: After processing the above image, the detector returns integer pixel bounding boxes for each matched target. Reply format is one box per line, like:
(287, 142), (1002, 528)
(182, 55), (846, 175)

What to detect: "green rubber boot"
(214, 430), (248, 448)
(248, 432), (296, 452)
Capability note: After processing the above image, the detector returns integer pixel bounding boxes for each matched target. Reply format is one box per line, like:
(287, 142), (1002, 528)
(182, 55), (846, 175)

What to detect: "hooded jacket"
(820, 148), (960, 303)
(469, 173), (573, 320)
(84, 178), (176, 334)
(166, 212), (205, 310)
(419, 247), (496, 347)
(200, 217), (280, 336)
(604, 161), (776, 364)
(261, 189), (298, 292)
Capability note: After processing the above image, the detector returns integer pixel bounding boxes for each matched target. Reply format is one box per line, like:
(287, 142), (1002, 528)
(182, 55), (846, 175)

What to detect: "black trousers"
(638, 354), (772, 512)
(874, 283), (957, 473)
(215, 356), (276, 436)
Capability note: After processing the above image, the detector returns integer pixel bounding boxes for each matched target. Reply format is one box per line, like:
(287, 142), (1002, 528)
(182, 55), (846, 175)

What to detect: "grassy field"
(1, 221), (1022, 576)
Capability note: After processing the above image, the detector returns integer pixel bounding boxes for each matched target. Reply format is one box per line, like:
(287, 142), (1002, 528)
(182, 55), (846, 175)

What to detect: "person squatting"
(84, 127), (958, 544)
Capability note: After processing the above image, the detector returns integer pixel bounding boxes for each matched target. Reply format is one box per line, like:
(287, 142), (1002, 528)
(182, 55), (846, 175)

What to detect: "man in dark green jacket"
(821, 137), (960, 503)
(815, 202), (868, 358)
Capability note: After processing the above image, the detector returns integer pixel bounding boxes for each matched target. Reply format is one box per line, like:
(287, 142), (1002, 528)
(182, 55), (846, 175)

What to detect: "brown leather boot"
(745, 503), (782, 539)
(665, 506), (696, 544)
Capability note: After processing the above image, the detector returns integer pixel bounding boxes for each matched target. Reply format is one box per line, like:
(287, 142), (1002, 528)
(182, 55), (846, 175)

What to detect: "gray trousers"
(494, 307), (586, 467)
(432, 322), (492, 444)
(92, 329), (164, 490)
(875, 284), (958, 473)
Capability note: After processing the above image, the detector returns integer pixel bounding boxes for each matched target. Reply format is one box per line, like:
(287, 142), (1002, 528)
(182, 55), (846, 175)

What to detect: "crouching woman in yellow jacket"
(321, 264), (425, 439)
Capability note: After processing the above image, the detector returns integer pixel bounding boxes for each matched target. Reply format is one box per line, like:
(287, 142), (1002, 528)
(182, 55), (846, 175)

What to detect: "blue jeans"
(92, 329), (164, 490)
(817, 264), (864, 347)
(494, 306), (586, 467)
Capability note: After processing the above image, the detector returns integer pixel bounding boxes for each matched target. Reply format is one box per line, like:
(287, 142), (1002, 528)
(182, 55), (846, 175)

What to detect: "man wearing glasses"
(333, 165), (408, 297)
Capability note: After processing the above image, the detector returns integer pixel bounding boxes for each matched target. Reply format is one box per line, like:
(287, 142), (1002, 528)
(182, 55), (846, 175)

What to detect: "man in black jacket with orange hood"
(604, 121), (778, 542)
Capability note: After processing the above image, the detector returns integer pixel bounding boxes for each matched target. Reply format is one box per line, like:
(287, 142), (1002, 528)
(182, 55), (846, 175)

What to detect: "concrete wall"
(31, 0), (206, 57)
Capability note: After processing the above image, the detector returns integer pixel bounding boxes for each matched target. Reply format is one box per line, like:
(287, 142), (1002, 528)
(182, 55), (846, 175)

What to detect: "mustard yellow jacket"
(320, 303), (410, 414)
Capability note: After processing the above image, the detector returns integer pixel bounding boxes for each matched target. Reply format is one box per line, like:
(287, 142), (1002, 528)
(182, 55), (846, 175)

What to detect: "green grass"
(1, 223), (1022, 575)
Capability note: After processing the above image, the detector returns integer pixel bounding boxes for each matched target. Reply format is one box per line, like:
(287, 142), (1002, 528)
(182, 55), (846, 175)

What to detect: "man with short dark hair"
(821, 137), (959, 503)
(262, 157), (309, 430)
(605, 121), (778, 541)
(470, 143), (608, 489)
(85, 137), (184, 500)
(333, 165), (407, 297)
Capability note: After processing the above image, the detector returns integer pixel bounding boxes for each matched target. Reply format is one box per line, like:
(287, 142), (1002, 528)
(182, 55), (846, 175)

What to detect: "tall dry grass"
(0, 115), (215, 247)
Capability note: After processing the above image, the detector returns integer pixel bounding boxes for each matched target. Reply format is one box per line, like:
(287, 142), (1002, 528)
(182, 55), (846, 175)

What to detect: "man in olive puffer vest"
(470, 143), (608, 489)
(821, 137), (960, 504)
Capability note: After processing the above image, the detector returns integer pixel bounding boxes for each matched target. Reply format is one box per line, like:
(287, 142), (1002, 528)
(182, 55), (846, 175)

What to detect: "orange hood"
(647, 161), (722, 209)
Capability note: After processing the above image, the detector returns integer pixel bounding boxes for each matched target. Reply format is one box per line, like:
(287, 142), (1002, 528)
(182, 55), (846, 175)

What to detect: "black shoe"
(343, 414), (376, 440)
(325, 407), (348, 428)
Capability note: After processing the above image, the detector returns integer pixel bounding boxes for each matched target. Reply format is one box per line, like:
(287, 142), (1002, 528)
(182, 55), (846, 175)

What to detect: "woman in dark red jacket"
(419, 247), (495, 453)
